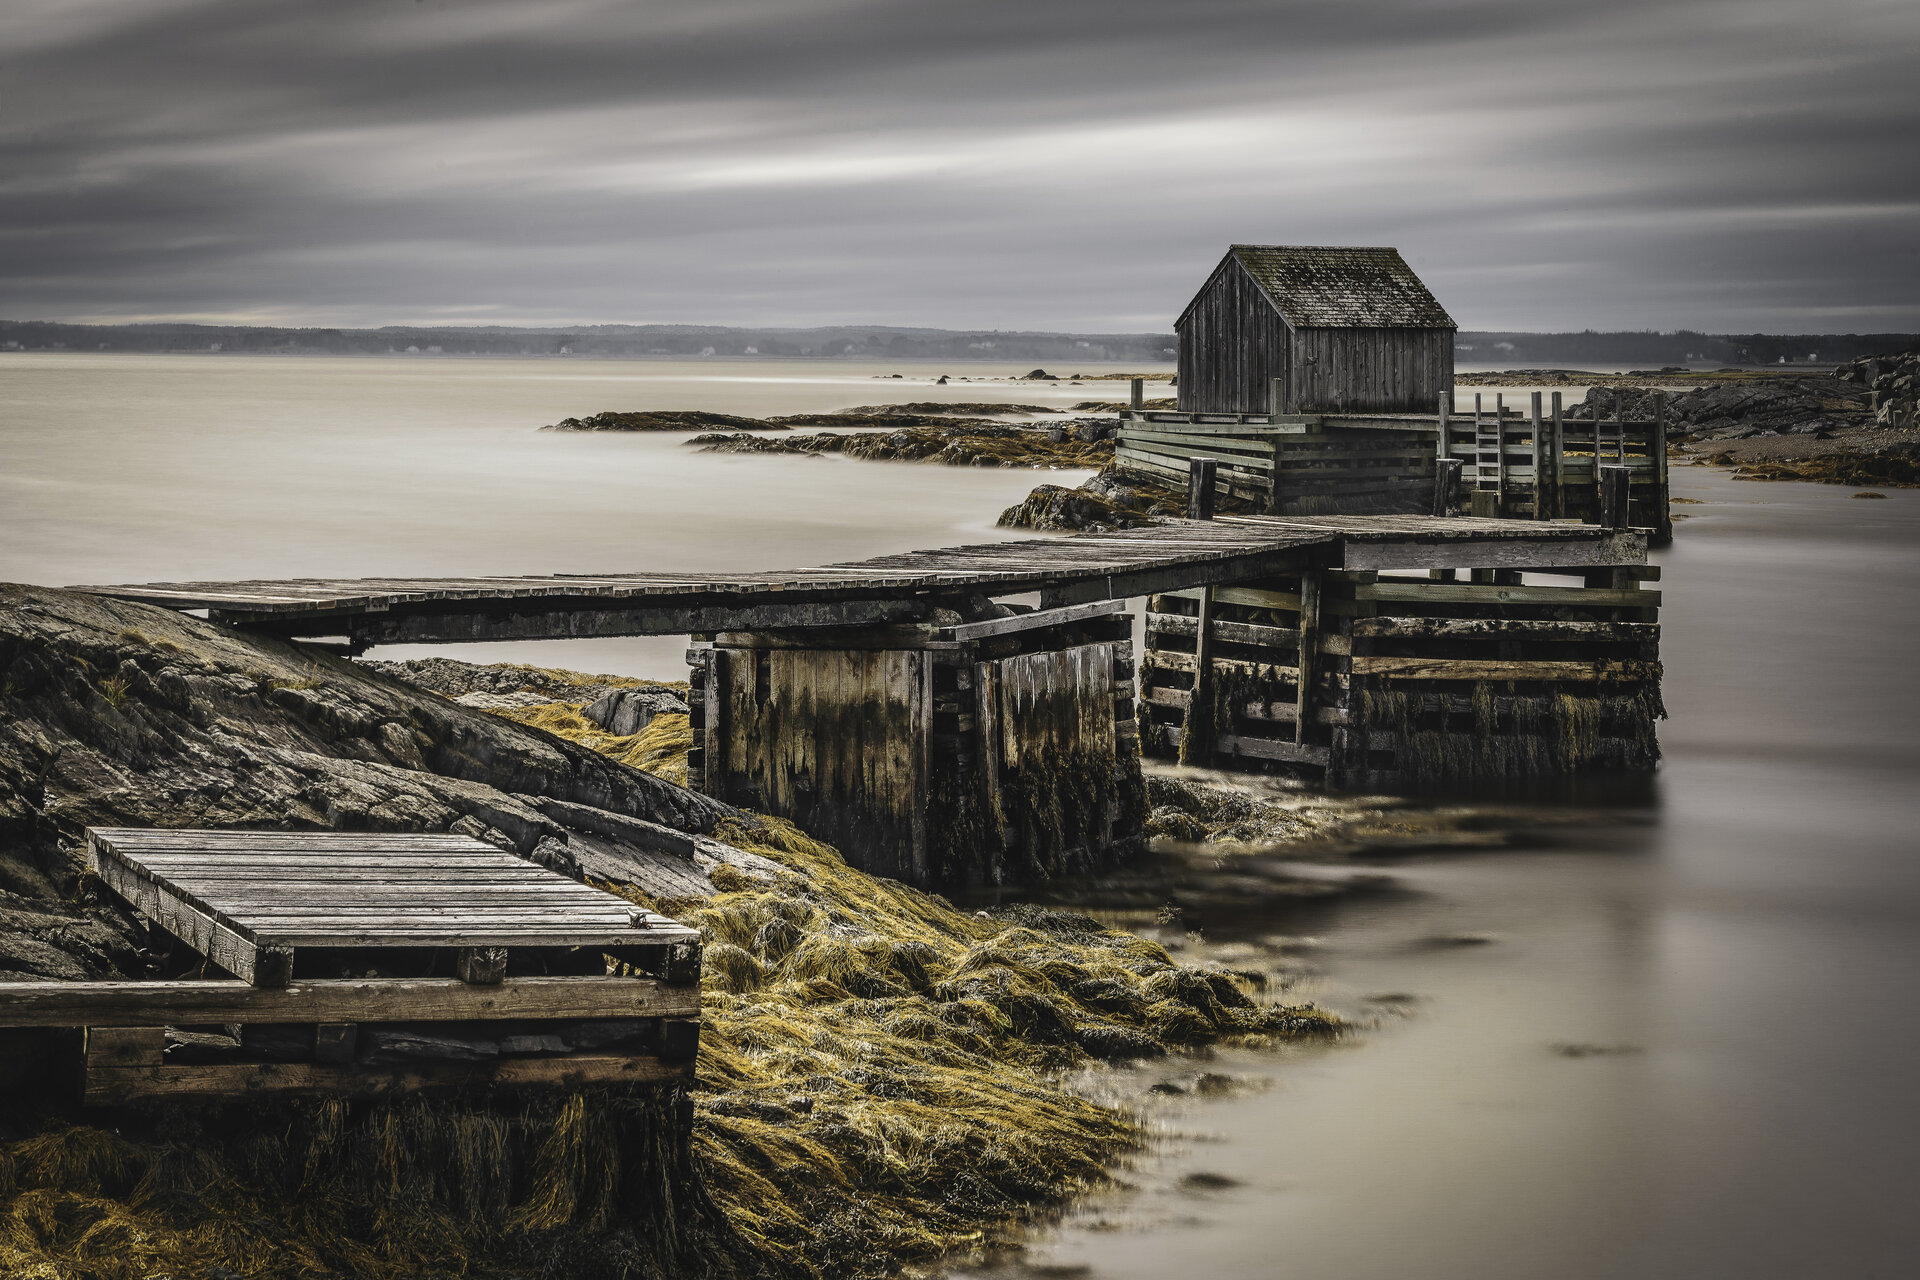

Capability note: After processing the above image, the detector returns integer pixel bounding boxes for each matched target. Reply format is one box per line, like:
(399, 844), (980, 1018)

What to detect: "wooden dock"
(69, 514), (1645, 649)
(1114, 388), (1672, 541)
(0, 830), (703, 1104)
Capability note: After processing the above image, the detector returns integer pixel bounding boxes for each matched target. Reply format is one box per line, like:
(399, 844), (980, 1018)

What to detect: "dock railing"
(1115, 378), (1671, 541)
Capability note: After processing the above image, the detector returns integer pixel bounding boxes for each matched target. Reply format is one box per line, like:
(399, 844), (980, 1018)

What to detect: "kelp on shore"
(0, 664), (1339, 1280)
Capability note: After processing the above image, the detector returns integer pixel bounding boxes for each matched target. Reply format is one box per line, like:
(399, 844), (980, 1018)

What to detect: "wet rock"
(0, 584), (753, 976)
(584, 687), (689, 736)
(1572, 378), (1872, 437)
(542, 409), (787, 431)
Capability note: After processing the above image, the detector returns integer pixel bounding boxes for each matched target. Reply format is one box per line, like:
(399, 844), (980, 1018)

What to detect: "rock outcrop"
(1571, 378), (1873, 439)
(0, 584), (768, 978)
(997, 467), (1186, 531)
(1835, 346), (1920, 428)
(542, 409), (788, 431)
(693, 422), (1112, 468)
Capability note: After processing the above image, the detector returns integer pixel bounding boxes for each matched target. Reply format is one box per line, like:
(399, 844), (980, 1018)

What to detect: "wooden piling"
(1434, 458), (1463, 516)
(1600, 465), (1631, 528)
(1130, 377), (1145, 411)
(1188, 457), (1218, 520)
(1528, 392), (1545, 520)
(1294, 573), (1321, 745)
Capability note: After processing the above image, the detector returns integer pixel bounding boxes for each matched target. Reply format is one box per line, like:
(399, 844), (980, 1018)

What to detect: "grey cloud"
(3, 0), (1916, 330)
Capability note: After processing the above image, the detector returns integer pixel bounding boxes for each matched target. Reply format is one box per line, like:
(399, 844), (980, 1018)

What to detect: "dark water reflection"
(961, 469), (1920, 1279)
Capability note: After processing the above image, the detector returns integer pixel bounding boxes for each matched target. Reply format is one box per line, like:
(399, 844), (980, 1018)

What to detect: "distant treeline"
(2, 320), (1913, 367)
(0, 321), (1175, 364)
(1453, 330), (1918, 367)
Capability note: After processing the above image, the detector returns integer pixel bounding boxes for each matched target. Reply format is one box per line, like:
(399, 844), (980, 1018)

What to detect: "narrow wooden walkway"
(69, 515), (1645, 647)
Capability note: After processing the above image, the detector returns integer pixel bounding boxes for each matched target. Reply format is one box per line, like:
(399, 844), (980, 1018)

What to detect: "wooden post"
(1129, 377), (1144, 411)
(1295, 572), (1321, 745)
(1494, 393), (1508, 510)
(1528, 392), (1545, 520)
(1270, 377), (1286, 425)
(1651, 390), (1672, 544)
(1550, 391), (1565, 521)
(1187, 457), (1217, 520)
(1437, 390), (1451, 473)
(1183, 587), (1217, 766)
(1433, 457), (1462, 516)
(315, 1023), (358, 1064)
(456, 946), (508, 985)
(1599, 464), (1631, 528)
(1616, 391), (1628, 467)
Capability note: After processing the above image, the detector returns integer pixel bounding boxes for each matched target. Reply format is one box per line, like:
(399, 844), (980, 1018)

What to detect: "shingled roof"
(1189, 245), (1456, 329)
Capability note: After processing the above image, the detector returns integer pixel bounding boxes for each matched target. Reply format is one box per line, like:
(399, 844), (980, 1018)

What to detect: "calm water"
(964, 469), (1920, 1280)
(0, 353), (1126, 675)
(6, 357), (1917, 1276)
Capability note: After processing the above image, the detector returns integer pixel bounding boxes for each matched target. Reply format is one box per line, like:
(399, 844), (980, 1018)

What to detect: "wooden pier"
(68, 512), (1659, 886)
(1115, 387), (1672, 541)
(0, 830), (702, 1104)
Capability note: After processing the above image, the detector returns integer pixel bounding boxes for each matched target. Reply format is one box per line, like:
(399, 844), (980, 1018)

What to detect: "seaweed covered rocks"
(543, 409), (789, 431)
(694, 422), (1111, 468)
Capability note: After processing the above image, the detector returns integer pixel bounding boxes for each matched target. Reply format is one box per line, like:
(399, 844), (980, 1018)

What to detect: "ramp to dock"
(67, 515), (1644, 647)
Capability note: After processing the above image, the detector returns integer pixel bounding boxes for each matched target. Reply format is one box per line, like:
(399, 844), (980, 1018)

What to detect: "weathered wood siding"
(712, 648), (929, 883)
(1289, 326), (1452, 413)
(1176, 257), (1452, 415)
(988, 642), (1137, 879)
(1177, 257), (1289, 415)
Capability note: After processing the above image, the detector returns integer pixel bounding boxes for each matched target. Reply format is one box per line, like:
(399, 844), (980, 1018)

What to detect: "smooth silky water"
(5, 355), (1916, 1276)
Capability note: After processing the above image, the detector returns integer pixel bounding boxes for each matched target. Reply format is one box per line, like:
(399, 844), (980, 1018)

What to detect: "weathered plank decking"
(87, 828), (697, 986)
(0, 830), (708, 1103)
(68, 515), (1645, 647)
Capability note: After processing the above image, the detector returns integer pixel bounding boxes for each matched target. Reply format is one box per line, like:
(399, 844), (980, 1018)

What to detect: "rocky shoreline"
(0, 584), (1343, 1279)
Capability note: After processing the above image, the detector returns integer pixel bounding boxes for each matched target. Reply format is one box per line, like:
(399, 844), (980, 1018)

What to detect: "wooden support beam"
(84, 1053), (693, 1106)
(1651, 391), (1672, 543)
(1130, 377), (1145, 410)
(1295, 572), (1321, 745)
(315, 1023), (358, 1064)
(1529, 393), (1546, 520)
(1600, 465), (1632, 529)
(85, 1026), (164, 1067)
(1349, 657), (1660, 682)
(0, 976), (699, 1028)
(1185, 587), (1217, 765)
(456, 946), (508, 985)
(342, 598), (933, 647)
(1187, 457), (1219, 520)
(1433, 458), (1462, 517)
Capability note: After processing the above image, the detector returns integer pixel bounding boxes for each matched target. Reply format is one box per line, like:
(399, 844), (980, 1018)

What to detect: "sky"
(4, 0), (1918, 333)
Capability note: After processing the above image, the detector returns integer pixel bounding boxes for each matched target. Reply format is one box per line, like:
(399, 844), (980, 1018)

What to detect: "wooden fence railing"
(1113, 379), (1672, 541)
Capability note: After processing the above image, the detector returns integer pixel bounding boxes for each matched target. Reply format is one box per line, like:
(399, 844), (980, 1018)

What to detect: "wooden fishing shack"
(1176, 245), (1456, 416)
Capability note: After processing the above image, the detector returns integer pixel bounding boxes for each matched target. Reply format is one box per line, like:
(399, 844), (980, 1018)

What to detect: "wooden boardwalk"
(69, 515), (1646, 647)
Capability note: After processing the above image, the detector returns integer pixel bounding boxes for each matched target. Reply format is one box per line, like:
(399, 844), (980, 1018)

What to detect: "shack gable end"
(1175, 245), (1455, 415)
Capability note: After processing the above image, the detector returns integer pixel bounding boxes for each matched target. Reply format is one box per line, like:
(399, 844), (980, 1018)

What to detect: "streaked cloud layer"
(4, 0), (1916, 330)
